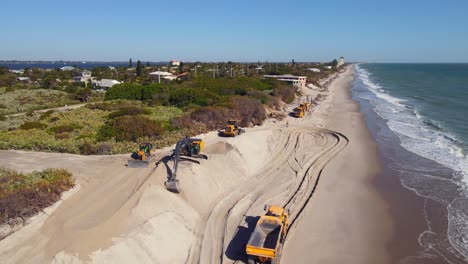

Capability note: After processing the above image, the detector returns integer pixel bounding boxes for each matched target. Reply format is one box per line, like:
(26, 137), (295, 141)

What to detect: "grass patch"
(0, 89), (78, 115)
(0, 167), (74, 225)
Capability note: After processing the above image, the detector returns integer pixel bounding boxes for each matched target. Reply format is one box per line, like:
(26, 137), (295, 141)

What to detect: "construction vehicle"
(222, 120), (245, 137)
(128, 143), (155, 168)
(157, 137), (208, 193)
(246, 205), (289, 264)
(293, 102), (311, 118)
(293, 106), (304, 118)
(300, 102), (311, 112)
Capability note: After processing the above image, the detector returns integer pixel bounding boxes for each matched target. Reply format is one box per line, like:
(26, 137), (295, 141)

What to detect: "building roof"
(60, 66), (75, 71)
(149, 71), (173, 76)
(264, 74), (307, 79)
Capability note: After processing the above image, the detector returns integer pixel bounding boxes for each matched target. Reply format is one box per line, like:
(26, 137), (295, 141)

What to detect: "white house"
(264, 74), (307, 89)
(16, 77), (30, 82)
(149, 71), (176, 81)
(308, 68), (321, 73)
(325, 66), (332, 70)
(10, 70), (24, 74)
(60, 66), (75, 71)
(98, 79), (121, 90)
(73, 70), (92, 82)
(170, 60), (180, 67)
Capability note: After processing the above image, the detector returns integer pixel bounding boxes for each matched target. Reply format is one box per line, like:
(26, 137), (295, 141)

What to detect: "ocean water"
(354, 64), (468, 263)
(0, 61), (166, 70)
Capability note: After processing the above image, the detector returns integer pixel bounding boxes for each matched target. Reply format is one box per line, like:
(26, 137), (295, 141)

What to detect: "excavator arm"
(163, 138), (208, 193)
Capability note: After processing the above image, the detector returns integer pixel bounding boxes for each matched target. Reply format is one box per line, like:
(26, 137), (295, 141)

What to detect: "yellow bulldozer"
(128, 142), (155, 168)
(246, 205), (289, 264)
(221, 120), (245, 137)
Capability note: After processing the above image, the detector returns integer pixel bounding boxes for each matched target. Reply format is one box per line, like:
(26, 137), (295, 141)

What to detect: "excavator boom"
(162, 137), (208, 193)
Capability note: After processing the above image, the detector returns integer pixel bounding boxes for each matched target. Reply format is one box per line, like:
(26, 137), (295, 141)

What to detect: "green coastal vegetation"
(0, 61), (338, 155)
(0, 167), (74, 225)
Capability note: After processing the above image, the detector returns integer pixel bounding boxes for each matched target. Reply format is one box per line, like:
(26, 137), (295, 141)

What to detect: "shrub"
(0, 168), (74, 225)
(107, 106), (149, 119)
(0, 103), (6, 109)
(86, 100), (141, 111)
(0, 114), (6, 121)
(229, 96), (266, 127)
(274, 86), (296, 103)
(49, 117), (60, 123)
(105, 83), (144, 101)
(79, 142), (113, 155)
(19, 122), (47, 130)
(188, 106), (232, 130)
(48, 124), (83, 134)
(97, 115), (164, 142)
(39, 110), (54, 120)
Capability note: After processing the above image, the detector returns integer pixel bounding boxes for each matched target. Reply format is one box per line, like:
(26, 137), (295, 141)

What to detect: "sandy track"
(192, 127), (348, 264)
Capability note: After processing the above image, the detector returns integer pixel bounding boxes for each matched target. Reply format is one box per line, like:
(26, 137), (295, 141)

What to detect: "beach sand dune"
(0, 66), (392, 264)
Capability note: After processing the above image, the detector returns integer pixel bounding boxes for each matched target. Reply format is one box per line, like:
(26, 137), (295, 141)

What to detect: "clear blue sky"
(1, 0), (467, 62)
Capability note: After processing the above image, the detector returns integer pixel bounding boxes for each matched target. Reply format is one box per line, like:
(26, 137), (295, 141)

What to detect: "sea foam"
(355, 64), (468, 260)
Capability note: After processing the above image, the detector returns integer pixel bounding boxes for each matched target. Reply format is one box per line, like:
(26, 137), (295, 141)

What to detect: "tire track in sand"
(189, 127), (348, 264)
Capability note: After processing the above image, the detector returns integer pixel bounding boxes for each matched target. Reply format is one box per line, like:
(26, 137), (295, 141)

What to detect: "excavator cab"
(139, 143), (152, 157)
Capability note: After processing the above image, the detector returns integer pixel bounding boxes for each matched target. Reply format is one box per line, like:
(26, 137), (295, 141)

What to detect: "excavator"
(128, 143), (155, 168)
(221, 120), (245, 137)
(156, 137), (208, 193)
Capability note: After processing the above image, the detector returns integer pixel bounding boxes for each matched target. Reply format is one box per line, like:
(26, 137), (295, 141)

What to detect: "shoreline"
(353, 65), (468, 264)
(282, 65), (393, 263)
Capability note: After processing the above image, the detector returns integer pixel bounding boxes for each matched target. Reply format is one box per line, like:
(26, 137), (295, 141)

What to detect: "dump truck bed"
(246, 217), (282, 258)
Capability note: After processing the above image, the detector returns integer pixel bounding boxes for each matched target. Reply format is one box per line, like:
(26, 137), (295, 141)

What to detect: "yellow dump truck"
(246, 205), (289, 264)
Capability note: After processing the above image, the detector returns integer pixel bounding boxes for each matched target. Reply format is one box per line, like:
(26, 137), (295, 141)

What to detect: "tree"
(75, 88), (93, 102)
(128, 58), (133, 68)
(179, 61), (184, 73)
(331, 59), (338, 67)
(146, 62), (150, 67)
(136, 60), (142, 76)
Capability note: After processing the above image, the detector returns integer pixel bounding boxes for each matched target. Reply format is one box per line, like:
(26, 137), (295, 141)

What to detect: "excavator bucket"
(165, 179), (180, 193)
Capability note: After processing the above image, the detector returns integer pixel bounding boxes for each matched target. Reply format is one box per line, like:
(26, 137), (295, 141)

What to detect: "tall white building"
(338, 57), (345, 67)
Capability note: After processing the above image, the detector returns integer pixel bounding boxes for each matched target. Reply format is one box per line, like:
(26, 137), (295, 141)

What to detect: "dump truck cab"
(246, 205), (289, 264)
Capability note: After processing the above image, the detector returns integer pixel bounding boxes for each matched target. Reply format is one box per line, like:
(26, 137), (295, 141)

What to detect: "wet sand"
(281, 66), (393, 264)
